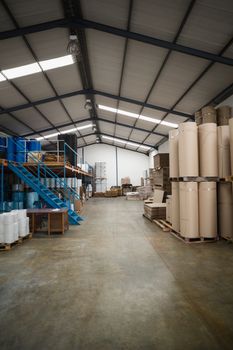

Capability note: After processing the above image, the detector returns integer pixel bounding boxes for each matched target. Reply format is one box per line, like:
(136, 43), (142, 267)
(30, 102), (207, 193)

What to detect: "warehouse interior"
(1, 0), (233, 349)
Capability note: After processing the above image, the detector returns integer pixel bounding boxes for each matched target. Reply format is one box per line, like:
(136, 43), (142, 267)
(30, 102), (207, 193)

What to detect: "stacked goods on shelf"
(12, 183), (24, 209)
(0, 210), (30, 246)
(144, 203), (166, 220)
(152, 153), (171, 193)
(137, 185), (152, 200)
(126, 192), (140, 200)
(122, 184), (132, 196)
(168, 105), (233, 241)
(94, 162), (107, 194)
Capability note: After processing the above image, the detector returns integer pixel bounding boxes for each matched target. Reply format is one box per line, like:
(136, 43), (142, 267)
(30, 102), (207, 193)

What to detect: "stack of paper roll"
(229, 119), (233, 174)
(199, 182), (217, 238)
(169, 129), (179, 177)
(198, 123), (218, 177)
(202, 106), (217, 124)
(179, 122), (199, 177)
(195, 111), (202, 126)
(217, 106), (231, 126)
(217, 126), (231, 178)
(17, 210), (29, 237)
(166, 196), (172, 223)
(218, 183), (233, 239)
(179, 182), (199, 238)
(171, 182), (179, 232)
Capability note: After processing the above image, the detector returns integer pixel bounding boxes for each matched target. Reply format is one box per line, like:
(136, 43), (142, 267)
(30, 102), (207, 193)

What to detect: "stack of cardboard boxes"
(150, 153), (171, 194)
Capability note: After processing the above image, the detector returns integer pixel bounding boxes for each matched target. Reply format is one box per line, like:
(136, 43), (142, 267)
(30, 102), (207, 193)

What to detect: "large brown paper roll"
(218, 183), (233, 239)
(198, 123), (218, 177)
(169, 129), (179, 178)
(171, 182), (179, 232)
(166, 196), (172, 223)
(217, 126), (231, 178)
(229, 118), (233, 175)
(179, 122), (199, 177)
(179, 182), (199, 238)
(217, 106), (231, 126)
(199, 182), (217, 238)
(202, 106), (217, 124)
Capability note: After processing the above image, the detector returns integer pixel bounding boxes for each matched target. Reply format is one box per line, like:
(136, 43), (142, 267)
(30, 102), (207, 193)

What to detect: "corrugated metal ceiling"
(0, 0), (232, 153)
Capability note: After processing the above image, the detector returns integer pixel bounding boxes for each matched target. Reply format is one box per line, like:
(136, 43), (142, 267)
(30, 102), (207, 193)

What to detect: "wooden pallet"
(0, 233), (32, 251)
(154, 220), (218, 244)
(153, 219), (170, 231)
(0, 238), (22, 251)
(170, 177), (219, 182)
(20, 233), (33, 241)
(220, 235), (233, 242)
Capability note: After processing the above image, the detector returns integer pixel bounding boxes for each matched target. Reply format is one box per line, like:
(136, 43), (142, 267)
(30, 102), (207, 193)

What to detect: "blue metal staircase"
(8, 161), (83, 225)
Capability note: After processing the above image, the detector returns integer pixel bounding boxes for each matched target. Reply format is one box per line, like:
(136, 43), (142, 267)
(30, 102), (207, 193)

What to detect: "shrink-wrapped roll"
(198, 123), (218, 177)
(179, 182), (199, 238)
(218, 183), (233, 239)
(169, 129), (179, 178)
(199, 182), (217, 238)
(179, 123), (199, 177)
(217, 126), (231, 177)
(171, 182), (179, 232)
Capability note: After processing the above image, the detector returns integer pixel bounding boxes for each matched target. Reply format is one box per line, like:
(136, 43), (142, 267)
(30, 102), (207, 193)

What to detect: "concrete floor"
(0, 198), (233, 350)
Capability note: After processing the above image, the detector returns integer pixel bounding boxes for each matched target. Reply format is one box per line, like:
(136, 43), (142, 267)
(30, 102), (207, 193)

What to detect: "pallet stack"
(168, 105), (233, 242)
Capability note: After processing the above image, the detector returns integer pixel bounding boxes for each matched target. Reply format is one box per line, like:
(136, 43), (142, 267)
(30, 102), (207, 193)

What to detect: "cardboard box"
(74, 199), (83, 213)
(153, 153), (169, 169)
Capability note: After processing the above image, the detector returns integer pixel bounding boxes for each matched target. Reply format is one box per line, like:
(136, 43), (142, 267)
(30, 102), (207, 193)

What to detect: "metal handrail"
(7, 137), (80, 200)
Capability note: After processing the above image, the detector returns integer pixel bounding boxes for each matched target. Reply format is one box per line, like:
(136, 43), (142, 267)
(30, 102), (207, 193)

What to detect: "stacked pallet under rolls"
(169, 105), (233, 240)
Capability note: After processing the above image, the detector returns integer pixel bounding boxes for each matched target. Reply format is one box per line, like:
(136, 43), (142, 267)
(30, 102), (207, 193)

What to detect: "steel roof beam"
(134, 0), (196, 150)
(113, 0), (133, 138)
(22, 116), (166, 139)
(0, 0), (87, 146)
(1, 18), (233, 66)
(0, 88), (193, 119)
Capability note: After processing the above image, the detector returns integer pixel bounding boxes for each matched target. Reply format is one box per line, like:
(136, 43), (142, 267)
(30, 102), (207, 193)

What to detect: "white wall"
(83, 144), (149, 188)
(158, 141), (169, 153)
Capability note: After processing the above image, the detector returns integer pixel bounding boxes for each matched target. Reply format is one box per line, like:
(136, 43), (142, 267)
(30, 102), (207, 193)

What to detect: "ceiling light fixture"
(67, 34), (82, 61)
(36, 124), (93, 140)
(98, 104), (178, 128)
(0, 55), (75, 80)
(40, 55), (74, 71)
(84, 99), (93, 110)
(101, 135), (151, 150)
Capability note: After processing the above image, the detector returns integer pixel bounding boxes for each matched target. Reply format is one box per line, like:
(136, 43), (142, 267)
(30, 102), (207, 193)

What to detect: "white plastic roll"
(26, 217), (30, 234)
(2, 212), (16, 224)
(179, 182), (199, 238)
(14, 222), (19, 240)
(199, 182), (217, 238)
(169, 129), (179, 177)
(18, 219), (27, 237)
(229, 118), (233, 175)
(217, 126), (231, 178)
(218, 183), (233, 239)
(4, 223), (16, 244)
(179, 123), (199, 177)
(0, 214), (3, 242)
(198, 123), (218, 177)
(171, 182), (180, 232)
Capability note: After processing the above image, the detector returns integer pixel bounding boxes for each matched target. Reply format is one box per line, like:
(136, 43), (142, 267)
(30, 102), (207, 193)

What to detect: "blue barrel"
(12, 192), (24, 202)
(26, 192), (39, 209)
(0, 137), (6, 152)
(15, 137), (26, 162)
(28, 140), (41, 152)
(13, 202), (24, 209)
(7, 137), (15, 161)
